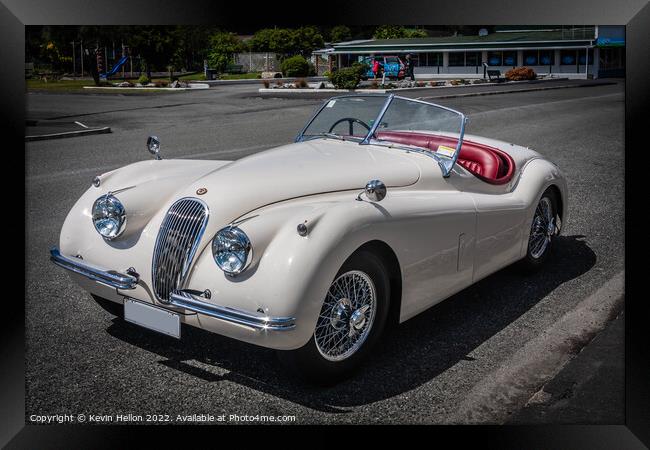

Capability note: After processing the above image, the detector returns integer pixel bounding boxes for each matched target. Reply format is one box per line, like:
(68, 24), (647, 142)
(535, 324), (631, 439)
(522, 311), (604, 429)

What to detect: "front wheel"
(277, 250), (390, 385)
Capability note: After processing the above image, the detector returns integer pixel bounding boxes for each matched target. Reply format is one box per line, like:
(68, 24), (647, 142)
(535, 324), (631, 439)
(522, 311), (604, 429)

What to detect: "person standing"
(406, 54), (415, 81)
(371, 56), (380, 79)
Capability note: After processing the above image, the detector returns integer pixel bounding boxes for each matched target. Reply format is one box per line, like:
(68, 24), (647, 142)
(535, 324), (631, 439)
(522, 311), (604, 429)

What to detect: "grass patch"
(178, 72), (207, 81)
(218, 72), (261, 80)
(26, 79), (95, 91)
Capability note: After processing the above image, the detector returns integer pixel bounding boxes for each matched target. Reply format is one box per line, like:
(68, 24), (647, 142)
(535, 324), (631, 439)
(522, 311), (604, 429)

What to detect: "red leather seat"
(376, 131), (515, 185)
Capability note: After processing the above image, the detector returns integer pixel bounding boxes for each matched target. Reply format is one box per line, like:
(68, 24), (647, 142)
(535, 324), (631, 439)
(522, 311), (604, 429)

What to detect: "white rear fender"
(515, 157), (569, 257)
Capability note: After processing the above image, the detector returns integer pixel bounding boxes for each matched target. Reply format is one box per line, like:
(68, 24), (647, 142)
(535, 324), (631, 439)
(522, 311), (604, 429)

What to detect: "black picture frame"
(4, 0), (648, 446)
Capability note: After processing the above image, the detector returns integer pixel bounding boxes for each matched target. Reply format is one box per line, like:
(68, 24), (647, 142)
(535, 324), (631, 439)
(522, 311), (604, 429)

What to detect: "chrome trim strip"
(50, 247), (138, 290)
(169, 290), (296, 331)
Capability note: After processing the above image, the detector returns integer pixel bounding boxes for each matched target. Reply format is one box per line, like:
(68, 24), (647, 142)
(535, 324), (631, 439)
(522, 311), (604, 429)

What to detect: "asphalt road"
(25, 81), (625, 424)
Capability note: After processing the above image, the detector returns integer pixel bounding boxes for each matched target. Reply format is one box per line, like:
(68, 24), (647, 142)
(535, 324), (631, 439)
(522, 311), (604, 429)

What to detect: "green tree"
(248, 28), (294, 58)
(373, 26), (428, 39)
(128, 26), (177, 79)
(329, 25), (352, 43)
(248, 27), (324, 60)
(207, 31), (244, 72)
(290, 26), (324, 57)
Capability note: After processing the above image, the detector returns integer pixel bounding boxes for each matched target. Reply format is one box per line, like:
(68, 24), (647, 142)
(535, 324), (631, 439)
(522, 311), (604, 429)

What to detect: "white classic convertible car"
(51, 94), (567, 384)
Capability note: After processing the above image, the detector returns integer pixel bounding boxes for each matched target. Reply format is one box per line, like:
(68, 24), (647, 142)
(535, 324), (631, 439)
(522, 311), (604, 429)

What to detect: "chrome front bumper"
(50, 247), (296, 332)
(169, 290), (296, 331)
(50, 247), (138, 290)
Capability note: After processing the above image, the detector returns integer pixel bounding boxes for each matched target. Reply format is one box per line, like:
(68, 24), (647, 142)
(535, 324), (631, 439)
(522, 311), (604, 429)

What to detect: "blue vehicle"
(362, 56), (405, 80)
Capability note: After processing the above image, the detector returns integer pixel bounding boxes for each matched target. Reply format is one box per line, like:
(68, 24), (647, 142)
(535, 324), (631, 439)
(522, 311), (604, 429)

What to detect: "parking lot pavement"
(25, 80), (624, 424)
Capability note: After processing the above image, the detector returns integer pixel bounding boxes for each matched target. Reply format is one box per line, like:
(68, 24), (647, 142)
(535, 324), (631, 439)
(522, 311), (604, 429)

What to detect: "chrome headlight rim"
(212, 226), (253, 276)
(92, 194), (127, 240)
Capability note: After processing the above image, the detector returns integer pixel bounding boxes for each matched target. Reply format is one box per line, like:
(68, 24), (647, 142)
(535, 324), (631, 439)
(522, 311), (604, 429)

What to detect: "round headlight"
(92, 194), (126, 240)
(212, 226), (252, 276)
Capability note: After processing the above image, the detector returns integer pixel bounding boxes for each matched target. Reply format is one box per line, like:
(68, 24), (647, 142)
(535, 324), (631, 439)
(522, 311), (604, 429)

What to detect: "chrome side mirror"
(360, 179), (387, 202)
(147, 135), (161, 160)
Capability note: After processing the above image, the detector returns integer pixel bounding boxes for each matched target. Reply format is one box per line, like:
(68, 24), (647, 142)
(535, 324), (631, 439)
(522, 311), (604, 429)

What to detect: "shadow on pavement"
(106, 234), (596, 413)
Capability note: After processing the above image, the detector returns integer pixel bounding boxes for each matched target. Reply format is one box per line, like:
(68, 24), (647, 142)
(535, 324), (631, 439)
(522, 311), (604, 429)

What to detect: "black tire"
(520, 188), (559, 272)
(92, 294), (124, 318)
(277, 250), (390, 385)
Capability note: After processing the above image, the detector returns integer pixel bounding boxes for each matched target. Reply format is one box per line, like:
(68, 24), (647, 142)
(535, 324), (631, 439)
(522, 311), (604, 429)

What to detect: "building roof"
(316, 28), (597, 54)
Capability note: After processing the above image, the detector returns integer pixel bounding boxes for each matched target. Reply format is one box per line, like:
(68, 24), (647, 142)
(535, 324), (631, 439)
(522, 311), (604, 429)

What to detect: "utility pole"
(80, 40), (84, 77)
(71, 41), (76, 78)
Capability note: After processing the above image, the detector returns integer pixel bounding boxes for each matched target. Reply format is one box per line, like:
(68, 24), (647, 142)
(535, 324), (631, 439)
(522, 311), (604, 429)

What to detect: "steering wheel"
(328, 117), (372, 136)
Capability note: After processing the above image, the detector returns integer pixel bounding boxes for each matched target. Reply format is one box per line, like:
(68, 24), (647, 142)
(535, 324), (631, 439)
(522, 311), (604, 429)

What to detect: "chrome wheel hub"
(529, 197), (555, 259)
(315, 270), (377, 362)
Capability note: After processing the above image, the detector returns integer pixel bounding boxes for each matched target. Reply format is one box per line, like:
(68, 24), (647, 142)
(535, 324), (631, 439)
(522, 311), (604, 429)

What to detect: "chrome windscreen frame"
(294, 94), (467, 178)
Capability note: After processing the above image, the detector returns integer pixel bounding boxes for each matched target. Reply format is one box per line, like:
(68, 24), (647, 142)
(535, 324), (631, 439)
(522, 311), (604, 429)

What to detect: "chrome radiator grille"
(152, 198), (209, 302)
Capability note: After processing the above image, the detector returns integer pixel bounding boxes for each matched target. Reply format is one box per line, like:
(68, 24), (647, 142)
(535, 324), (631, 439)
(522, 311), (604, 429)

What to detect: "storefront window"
(523, 50), (538, 65)
(539, 50), (554, 65)
(423, 52), (442, 66)
(503, 51), (517, 66)
(561, 50), (577, 65)
(465, 52), (481, 66)
(448, 52), (465, 66)
(487, 51), (502, 66)
(578, 49), (594, 65)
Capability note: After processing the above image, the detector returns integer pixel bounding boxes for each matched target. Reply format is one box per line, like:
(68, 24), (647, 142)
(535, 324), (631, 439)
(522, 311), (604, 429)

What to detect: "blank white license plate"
(124, 298), (180, 339)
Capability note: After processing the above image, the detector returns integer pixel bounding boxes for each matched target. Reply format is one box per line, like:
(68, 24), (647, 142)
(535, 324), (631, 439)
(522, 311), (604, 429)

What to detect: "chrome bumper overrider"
(169, 290), (296, 331)
(50, 247), (139, 290)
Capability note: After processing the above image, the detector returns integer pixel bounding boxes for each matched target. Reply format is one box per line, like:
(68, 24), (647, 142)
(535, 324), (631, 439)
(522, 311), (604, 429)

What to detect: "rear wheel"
(520, 188), (559, 271)
(277, 250), (390, 385)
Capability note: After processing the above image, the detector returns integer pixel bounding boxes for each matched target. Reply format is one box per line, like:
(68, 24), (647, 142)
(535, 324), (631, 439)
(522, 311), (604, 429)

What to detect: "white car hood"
(178, 138), (420, 222)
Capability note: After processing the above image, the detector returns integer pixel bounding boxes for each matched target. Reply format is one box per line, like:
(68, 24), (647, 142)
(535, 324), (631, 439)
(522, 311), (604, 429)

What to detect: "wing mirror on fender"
(357, 179), (387, 202)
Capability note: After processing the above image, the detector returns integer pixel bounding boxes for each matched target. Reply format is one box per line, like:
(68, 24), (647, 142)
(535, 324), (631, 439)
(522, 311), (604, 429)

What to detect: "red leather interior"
(376, 131), (515, 185)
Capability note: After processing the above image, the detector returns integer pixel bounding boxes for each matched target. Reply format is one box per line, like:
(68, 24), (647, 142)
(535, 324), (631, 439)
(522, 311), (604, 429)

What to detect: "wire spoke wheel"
(528, 196), (555, 259)
(315, 270), (377, 362)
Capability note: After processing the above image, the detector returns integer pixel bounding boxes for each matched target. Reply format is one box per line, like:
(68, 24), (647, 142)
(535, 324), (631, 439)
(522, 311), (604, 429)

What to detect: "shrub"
(370, 80), (379, 89)
(351, 61), (370, 78)
(262, 80), (270, 88)
(281, 55), (310, 77)
(294, 78), (308, 88)
(416, 81), (425, 87)
(154, 79), (169, 87)
(137, 74), (151, 85)
(323, 71), (331, 78)
(505, 67), (536, 81)
(328, 67), (361, 90)
(273, 72), (283, 78)
(275, 79), (283, 86)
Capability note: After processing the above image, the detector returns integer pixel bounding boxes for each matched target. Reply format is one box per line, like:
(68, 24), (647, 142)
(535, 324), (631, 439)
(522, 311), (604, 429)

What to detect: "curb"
(83, 84), (209, 91)
(256, 80), (615, 100)
(447, 271), (625, 424)
(25, 126), (112, 141)
(203, 77), (327, 86)
(417, 81), (616, 100)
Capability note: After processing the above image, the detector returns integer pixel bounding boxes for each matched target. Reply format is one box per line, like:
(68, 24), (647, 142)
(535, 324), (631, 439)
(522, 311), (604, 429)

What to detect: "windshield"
(301, 96), (387, 140)
(297, 95), (466, 176)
